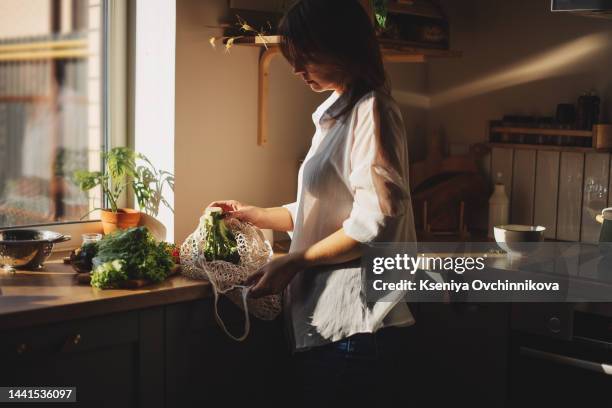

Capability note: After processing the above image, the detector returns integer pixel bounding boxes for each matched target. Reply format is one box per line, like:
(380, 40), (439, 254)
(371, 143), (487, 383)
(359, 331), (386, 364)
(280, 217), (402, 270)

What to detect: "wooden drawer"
(0, 311), (139, 361)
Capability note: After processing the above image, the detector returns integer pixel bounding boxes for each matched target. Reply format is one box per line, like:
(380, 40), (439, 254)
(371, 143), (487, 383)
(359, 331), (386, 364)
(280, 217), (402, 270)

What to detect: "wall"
(427, 0), (612, 146)
(175, 0), (320, 243)
(174, 0), (427, 243)
(424, 0), (612, 240)
(133, 0), (176, 241)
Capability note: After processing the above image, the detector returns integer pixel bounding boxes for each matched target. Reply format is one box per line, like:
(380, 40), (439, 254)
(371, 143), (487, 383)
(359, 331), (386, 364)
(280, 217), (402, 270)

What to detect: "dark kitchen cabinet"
(0, 299), (290, 408)
(164, 298), (291, 407)
(413, 303), (511, 408)
(0, 311), (145, 408)
(1, 298), (519, 407)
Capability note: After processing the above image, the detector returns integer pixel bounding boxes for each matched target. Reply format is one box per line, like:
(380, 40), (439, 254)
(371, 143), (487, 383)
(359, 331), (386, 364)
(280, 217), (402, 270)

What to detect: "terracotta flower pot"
(100, 209), (141, 235)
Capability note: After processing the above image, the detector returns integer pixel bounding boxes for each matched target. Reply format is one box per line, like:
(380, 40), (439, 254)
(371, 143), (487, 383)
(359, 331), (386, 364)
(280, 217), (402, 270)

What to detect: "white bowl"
(494, 225), (546, 256)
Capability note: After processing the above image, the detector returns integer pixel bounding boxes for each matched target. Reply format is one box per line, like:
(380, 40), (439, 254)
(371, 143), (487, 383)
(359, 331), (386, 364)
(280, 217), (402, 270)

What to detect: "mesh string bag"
(180, 209), (282, 341)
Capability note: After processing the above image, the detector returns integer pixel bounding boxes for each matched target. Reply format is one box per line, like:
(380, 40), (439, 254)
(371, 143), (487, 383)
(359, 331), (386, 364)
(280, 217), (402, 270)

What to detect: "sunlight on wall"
(394, 32), (612, 110)
(134, 0), (176, 242)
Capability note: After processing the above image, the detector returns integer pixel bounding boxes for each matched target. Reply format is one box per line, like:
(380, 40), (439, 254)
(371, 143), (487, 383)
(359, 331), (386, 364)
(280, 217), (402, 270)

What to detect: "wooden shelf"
(378, 39), (462, 60)
(227, 35), (281, 47)
(227, 35), (461, 61)
(490, 126), (593, 138)
(487, 142), (605, 153)
(223, 35), (460, 145)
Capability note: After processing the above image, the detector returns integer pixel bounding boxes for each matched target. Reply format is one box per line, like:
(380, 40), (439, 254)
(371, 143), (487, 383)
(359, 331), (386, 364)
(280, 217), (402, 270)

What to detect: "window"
(0, 0), (107, 229)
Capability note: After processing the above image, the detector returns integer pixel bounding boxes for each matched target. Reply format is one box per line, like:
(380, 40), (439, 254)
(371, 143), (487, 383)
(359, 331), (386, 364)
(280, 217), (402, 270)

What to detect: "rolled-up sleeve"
(342, 96), (409, 243)
(282, 201), (298, 224)
(282, 201), (298, 238)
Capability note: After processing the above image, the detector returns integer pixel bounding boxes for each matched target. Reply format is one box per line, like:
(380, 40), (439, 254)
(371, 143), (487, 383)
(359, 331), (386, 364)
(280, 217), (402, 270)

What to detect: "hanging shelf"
(224, 35), (461, 145)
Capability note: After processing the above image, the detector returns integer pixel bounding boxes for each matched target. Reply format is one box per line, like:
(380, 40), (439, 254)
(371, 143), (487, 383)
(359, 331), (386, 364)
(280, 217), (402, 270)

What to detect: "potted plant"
(74, 147), (174, 234)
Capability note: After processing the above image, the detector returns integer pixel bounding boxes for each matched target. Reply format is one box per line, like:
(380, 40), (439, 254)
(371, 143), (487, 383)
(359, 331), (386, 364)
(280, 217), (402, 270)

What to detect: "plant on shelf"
(73, 147), (174, 234)
(209, 15), (274, 53)
(373, 0), (389, 30)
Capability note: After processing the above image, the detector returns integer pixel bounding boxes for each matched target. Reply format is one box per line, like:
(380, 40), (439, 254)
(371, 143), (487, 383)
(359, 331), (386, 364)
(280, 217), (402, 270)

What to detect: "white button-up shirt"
(283, 89), (417, 351)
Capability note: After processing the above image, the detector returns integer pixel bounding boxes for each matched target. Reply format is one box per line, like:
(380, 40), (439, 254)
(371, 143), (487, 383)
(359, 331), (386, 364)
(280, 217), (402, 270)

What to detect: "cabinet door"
(0, 312), (140, 408)
(165, 298), (291, 407)
(414, 303), (510, 408)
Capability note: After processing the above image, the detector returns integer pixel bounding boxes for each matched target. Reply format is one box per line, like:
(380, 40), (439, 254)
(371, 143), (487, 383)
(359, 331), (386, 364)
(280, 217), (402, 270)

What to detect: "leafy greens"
(202, 210), (240, 264)
(90, 227), (174, 289)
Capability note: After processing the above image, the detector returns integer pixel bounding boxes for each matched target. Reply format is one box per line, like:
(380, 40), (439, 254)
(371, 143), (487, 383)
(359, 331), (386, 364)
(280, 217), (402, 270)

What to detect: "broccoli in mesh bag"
(180, 207), (280, 341)
(202, 208), (240, 264)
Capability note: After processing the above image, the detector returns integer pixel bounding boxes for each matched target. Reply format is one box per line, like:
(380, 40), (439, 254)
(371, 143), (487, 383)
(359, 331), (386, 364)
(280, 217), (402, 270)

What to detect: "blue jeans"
(292, 326), (414, 408)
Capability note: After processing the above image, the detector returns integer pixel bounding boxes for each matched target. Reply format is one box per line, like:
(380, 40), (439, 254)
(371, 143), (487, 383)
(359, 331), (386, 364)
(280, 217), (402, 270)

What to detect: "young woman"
(209, 0), (417, 405)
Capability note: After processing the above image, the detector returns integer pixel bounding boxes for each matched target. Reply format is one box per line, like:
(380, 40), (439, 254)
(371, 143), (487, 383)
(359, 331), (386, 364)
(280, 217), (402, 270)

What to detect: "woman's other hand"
(245, 253), (305, 298)
(206, 200), (265, 227)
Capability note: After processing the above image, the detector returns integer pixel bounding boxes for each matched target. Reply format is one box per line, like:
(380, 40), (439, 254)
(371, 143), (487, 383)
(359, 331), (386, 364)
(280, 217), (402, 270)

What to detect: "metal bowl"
(0, 229), (71, 270)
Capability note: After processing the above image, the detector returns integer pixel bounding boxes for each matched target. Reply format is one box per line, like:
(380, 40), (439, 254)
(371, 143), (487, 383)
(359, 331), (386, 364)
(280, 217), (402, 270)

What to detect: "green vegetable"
(373, 0), (388, 29)
(202, 209), (240, 264)
(91, 260), (127, 289)
(90, 227), (174, 289)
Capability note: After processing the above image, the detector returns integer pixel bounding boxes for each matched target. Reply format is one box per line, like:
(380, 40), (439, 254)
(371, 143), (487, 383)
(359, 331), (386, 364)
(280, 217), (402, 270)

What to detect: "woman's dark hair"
(278, 0), (388, 119)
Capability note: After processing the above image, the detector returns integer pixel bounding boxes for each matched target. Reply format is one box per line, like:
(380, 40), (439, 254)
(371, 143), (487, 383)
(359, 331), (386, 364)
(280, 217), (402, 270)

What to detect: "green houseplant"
(74, 147), (174, 234)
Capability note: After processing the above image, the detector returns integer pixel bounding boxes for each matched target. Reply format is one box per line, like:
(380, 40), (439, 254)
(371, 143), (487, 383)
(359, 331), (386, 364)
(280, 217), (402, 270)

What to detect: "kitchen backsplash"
(486, 147), (610, 242)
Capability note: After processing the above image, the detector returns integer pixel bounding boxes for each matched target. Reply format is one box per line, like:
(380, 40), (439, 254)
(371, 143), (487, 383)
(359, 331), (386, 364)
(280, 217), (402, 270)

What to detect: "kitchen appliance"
(0, 229), (70, 271)
(510, 308), (612, 406)
(551, 0), (612, 18)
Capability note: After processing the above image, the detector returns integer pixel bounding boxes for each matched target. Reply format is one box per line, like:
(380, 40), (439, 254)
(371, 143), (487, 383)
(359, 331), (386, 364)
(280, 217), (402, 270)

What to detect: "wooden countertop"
(0, 260), (212, 331)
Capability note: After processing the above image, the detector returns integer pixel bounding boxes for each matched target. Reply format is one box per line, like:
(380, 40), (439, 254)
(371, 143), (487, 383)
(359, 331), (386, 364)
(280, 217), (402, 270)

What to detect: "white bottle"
(488, 172), (509, 238)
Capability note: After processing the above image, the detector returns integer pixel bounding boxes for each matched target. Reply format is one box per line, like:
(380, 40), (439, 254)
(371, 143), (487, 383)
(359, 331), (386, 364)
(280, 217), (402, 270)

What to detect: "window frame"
(0, 0), (130, 252)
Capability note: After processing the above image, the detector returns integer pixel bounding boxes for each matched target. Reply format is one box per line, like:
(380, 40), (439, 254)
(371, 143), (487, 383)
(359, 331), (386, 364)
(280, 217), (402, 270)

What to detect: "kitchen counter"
(0, 255), (290, 408)
(0, 260), (211, 330)
(0, 244), (291, 331)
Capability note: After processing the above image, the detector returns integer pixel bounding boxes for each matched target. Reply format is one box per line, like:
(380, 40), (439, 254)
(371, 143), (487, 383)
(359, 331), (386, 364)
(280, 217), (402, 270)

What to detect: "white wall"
(174, 0), (428, 243)
(175, 0), (322, 243)
(427, 0), (612, 146)
(134, 0), (176, 241)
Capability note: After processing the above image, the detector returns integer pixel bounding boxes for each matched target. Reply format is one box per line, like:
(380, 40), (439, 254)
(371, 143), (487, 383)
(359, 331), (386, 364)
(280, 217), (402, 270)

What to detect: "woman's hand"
(207, 200), (265, 227)
(207, 201), (295, 232)
(245, 229), (363, 298)
(245, 253), (306, 298)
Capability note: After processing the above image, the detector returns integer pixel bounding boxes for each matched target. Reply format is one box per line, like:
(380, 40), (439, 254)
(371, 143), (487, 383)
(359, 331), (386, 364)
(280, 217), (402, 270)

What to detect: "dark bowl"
(0, 229), (71, 270)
